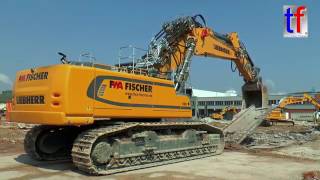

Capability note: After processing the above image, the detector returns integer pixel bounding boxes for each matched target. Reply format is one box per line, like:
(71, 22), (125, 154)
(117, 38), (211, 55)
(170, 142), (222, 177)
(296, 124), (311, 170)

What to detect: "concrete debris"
(200, 117), (231, 124)
(243, 127), (319, 149)
(202, 106), (267, 146)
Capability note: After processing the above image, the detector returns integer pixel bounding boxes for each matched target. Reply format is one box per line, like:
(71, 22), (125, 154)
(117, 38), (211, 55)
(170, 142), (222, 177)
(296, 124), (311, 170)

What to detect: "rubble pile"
(243, 127), (320, 149)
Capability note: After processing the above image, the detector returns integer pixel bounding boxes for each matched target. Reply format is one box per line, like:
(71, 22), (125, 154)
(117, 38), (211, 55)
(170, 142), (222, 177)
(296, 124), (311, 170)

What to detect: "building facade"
(191, 94), (283, 118)
(191, 89), (319, 122)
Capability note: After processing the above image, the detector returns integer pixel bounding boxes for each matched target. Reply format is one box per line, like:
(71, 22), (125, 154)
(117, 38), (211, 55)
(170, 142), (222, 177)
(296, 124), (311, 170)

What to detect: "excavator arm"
(193, 28), (259, 83)
(128, 15), (267, 108)
(303, 94), (320, 110)
(277, 97), (305, 108)
(189, 26), (266, 108)
(276, 94), (320, 109)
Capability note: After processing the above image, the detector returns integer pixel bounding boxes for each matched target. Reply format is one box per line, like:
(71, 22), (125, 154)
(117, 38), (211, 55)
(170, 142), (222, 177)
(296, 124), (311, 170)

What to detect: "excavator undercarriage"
(24, 122), (224, 175)
(72, 122), (224, 175)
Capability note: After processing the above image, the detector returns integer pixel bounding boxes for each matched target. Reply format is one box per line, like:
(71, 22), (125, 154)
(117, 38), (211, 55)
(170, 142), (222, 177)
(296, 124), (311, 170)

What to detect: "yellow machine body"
(211, 106), (238, 120)
(10, 64), (191, 125)
(10, 25), (266, 126)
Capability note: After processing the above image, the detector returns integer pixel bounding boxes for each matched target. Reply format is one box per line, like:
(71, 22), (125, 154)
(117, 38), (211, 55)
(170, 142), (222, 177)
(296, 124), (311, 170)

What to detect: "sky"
(0, 0), (319, 94)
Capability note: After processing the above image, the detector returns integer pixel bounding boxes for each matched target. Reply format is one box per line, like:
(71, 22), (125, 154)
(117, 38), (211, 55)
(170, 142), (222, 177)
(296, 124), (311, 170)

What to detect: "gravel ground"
(0, 149), (319, 180)
(0, 124), (318, 179)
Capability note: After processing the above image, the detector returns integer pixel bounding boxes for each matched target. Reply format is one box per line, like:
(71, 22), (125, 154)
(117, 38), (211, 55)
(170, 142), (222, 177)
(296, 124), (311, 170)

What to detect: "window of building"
(224, 101), (233, 106)
(198, 101), (206, 106)
(216, 101), (223, 106)
(207, 101), (215, 105)
(268, 100), (278, 105)
(234, 100), (242, 105)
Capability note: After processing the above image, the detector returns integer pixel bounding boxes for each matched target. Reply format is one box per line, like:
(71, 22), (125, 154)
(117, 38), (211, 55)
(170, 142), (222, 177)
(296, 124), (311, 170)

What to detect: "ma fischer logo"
(109, 80), (152, 93)
(19, 72), (48, 81)
(283, 5), (308, 38)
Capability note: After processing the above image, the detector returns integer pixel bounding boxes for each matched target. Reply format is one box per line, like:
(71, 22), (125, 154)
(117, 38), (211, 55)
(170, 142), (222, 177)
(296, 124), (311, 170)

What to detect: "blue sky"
(0, 0), (319, 94)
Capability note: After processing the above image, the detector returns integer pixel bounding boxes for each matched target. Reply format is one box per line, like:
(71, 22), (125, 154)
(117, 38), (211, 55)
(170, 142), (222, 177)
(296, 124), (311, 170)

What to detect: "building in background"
(0, 90), (12, 103)
(191, 89), (320, 122)
(0, 90), (12, 116)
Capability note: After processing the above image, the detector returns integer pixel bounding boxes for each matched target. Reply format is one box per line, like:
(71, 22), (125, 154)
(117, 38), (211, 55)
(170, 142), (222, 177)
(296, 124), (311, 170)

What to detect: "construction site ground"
(0, 123), (319, 180)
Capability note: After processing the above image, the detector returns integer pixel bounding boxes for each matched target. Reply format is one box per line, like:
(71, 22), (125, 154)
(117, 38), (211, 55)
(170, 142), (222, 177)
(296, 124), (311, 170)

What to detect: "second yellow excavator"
(265, 93), (320, 125)
(211, 106), (238, 120)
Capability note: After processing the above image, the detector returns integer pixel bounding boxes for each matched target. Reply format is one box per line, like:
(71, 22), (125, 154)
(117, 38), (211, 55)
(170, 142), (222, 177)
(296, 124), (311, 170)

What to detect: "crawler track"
(71, 122), (224, 175)
(25, 125), (80, 161)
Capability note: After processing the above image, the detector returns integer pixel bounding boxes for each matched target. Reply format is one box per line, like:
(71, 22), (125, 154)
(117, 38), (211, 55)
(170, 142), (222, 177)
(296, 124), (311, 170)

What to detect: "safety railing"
(69, 49), (150, 77)
(118, 45), (150, 76)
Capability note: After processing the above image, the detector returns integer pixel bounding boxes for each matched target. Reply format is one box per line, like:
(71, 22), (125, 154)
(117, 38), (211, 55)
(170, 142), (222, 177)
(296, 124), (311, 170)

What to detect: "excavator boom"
(132, 15), (267, 108)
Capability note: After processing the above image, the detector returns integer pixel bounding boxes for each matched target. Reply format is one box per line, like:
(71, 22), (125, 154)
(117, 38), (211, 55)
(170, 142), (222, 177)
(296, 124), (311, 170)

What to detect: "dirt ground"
(0, 126), (319, 180)
(0, 128), (25, 156)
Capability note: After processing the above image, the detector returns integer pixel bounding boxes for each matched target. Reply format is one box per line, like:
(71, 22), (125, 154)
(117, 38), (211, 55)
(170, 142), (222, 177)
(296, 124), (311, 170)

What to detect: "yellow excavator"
(10, 15), (267, 175)
(211, 106), (238, 120)
(265, 93), (320, 125)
